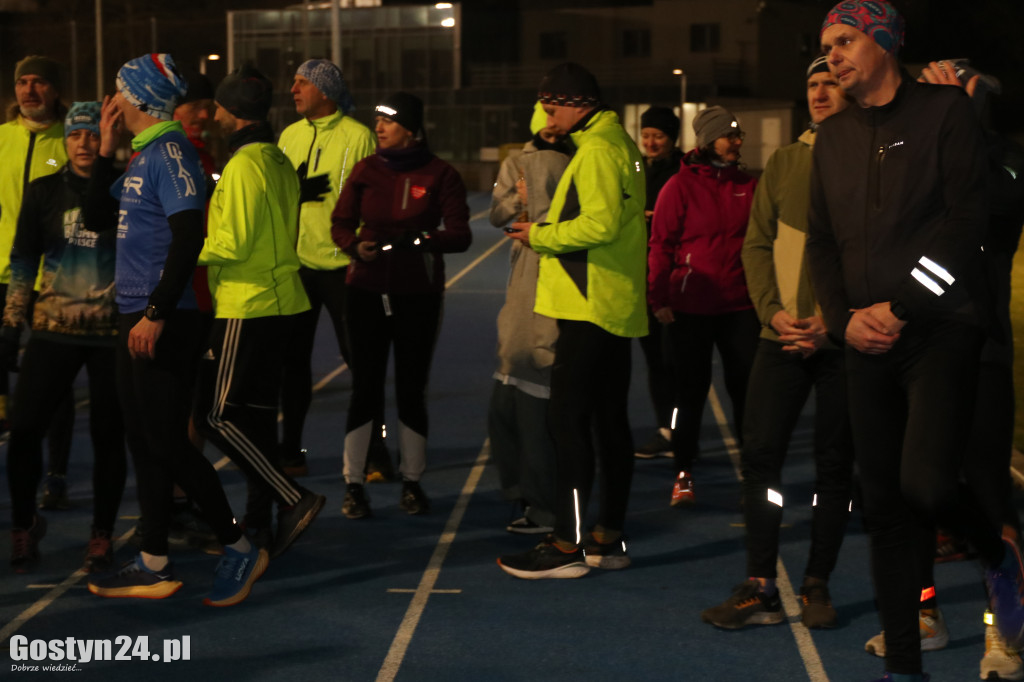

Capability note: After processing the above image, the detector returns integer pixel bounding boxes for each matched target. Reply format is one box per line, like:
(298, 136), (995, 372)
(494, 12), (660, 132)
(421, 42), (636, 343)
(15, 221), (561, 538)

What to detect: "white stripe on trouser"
(572, 488), (582, 545)
(207, 318), (301, 505)
(398, 421), (426, 482)
(342, 421), (374, 483)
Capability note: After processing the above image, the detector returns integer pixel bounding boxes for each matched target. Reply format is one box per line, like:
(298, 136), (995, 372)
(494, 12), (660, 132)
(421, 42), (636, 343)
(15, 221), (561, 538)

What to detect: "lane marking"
(708, 386), (830, 682)
(376, 441), (491, 682)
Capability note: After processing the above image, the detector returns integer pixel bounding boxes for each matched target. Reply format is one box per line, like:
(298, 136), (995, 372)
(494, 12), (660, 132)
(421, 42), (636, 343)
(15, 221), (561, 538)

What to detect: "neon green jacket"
(530, 109), (648, 338)
(278, 110), (375, 270)
(198, 142), (310, 319)
(0, 116), (67, 284)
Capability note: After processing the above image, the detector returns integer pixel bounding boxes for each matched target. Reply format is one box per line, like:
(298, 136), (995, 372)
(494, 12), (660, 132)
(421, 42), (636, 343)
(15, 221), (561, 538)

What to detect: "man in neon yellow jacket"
(277, 59), (376, 477)
(194, 66), (324, 565)
(498, 62), (648, 579)
(0, 55), (67, 428)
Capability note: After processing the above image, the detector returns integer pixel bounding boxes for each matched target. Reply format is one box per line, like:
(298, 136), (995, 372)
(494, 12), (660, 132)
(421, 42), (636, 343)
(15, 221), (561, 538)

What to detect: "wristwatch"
(144, 304), (164, 321)
(889, 299), (910, 322)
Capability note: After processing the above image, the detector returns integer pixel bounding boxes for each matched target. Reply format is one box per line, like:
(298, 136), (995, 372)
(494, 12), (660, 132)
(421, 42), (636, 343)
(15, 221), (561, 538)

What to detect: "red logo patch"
(410, 185), (427, 199)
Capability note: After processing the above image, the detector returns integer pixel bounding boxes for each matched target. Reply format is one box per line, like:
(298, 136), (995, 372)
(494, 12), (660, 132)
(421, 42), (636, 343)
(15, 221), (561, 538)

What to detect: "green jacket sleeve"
(741, 152), (784, 328)
(199, 155), (262, 266)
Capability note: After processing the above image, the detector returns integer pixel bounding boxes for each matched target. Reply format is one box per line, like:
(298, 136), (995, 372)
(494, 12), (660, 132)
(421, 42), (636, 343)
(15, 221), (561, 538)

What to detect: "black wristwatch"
(889, 299), (910, 322)
(144, 304), (164, 321)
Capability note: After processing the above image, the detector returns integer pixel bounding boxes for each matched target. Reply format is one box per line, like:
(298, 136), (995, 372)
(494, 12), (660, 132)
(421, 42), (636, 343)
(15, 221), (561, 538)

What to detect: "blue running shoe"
(204, 544), (269, 607)
(88, 554), (182, 599)
(987, 537), (1024, 649)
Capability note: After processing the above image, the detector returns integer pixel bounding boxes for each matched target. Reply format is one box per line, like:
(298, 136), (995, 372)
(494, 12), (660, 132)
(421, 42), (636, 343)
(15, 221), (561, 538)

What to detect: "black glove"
(0, 326), (20, 372)
(295, 161), (331, 203)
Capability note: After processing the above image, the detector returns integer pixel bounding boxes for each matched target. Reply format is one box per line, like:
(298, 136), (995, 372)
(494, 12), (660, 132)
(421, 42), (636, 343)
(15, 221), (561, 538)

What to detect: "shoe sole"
(88, 580), (184, 599)
(670, 496), (695, 507)
(982, 662), (1024, 681)
(585, 555), (631, 570)
(272, 494), (326, 559)
(203, 549), (270, 607)
(496, 558), (590, 580)
(702, 610), (784, 629)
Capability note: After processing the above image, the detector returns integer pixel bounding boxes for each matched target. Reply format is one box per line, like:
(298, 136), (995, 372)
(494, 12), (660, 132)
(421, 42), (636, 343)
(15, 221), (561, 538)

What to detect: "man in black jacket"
(806, 2), (1024, 680)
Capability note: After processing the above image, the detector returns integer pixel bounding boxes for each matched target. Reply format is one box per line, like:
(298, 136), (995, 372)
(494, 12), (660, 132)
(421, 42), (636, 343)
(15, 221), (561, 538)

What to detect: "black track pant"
(548, 320), (634, 543)
(117, 310), (240, 556)
(7, 337), (126, 531)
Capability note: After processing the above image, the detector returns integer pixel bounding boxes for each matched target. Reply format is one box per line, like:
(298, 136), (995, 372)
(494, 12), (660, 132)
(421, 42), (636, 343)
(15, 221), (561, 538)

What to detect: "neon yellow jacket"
(530, 109), (648, 338)
(278, 110), (375, 270)
(198, 142), (310, 319)
(0, 116), (66, 283)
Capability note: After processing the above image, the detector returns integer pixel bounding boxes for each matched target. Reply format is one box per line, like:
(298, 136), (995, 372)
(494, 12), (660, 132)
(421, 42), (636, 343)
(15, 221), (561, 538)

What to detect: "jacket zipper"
(874, 144), (885, 212)
(679, 252), (692, 294)
(23, 132), (37, 192)
(402, 178), (410, 210)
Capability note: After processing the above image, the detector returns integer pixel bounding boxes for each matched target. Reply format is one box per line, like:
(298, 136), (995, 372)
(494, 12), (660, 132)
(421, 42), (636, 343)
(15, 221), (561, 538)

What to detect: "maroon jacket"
(331, 144), (471, 294)
(648, 150), (756, 315)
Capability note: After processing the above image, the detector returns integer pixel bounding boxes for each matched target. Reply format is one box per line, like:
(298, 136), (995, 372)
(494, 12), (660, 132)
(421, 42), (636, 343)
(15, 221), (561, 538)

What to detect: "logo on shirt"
(63, 208), (97, 248)
(124, 177), (144, 195)
(165, 142), (197, 198)
(410, 185), (427, 200)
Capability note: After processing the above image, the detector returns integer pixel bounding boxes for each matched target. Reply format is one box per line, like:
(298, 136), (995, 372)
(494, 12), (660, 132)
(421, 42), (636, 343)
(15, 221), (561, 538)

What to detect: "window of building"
(621, 28), (651, 58)
(539, 31), (567, 60)
(690, 23), (720, 53)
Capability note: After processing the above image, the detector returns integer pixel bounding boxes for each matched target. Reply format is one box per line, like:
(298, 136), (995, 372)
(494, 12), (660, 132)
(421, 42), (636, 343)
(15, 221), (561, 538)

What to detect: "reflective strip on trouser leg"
(206, 318), (301, 505)
(397, 421), (427, 482)
(572, 488), (582, 545)
(342, 421), (374, 483)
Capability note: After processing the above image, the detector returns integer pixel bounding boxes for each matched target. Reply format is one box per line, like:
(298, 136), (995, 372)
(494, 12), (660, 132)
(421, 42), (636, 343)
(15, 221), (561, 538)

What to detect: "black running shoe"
(498, 535), (590, 580)
(582, 533), (631, 570)
(399, 481), (430, 515)
(342, 483), (373, 520)
(634, 431), (673, 459)
(272, 489), (325, 559)
(84, 527), (114, 573)
(701, 579), (785, 629)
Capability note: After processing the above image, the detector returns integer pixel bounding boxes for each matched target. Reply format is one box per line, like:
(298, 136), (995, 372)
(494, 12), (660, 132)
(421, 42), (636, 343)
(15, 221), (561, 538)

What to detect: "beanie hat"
(375, 92), (424, 136)
(640, 106), (680, 142)
(116, 54), (188, 121)
(15, 55), (61, 92)
(64, 101), (101, 138)
(215, 66), (273, 121)
(529, 101), (548, 135)
(807, 55), (830, 78)
(179, 71), (214, 104)
(821, 1), (905, 56)
(693, 105), (740, 150)
(296, 59), (355, 114)
(537, 62), (601, 108)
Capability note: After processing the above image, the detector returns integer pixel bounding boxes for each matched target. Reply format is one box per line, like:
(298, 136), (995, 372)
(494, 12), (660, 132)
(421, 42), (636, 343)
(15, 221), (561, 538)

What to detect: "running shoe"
(635, 431), (672, 459)
(800, 582), (838, 629)
(399, 481), (430, 515)
(670, 471), (695, 507)
(88, 555), (183, 599)
(10, 515), (47, 572)
(506, 515), (554, 535)
(272, 488), (325, 559)
(864, 608), (949, 657)
(84, 527), (114, 573)
(281, 448), (309, 477)
(701, 579), (784, 629)
(497, 535), (590, 580)
(204, 544), (269, 607)
(342, 483), (372, 520)
(987, 537), (1024, 649)
(582, 533), (630, 570)
(982, 622), (1024, 681)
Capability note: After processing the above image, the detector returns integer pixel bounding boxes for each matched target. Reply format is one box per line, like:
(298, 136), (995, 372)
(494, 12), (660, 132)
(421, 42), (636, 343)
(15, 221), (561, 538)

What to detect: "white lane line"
(707, 386), (830, 682)
(375, 441), (491, 682)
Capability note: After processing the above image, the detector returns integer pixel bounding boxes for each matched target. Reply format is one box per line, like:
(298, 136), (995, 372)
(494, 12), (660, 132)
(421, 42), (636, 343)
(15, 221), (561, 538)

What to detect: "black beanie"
(180, 70), (214, 104)
(215, 66), (272, 121)
(375, 92), (424, 136)
(640, 106), (680, 142)
(537, 62), (601, 108)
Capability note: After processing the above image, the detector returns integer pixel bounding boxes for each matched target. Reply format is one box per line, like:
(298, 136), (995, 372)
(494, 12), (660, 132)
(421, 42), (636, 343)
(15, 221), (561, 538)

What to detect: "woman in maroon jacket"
(648, 105), (758, 507)
(331, 92), (471, 520)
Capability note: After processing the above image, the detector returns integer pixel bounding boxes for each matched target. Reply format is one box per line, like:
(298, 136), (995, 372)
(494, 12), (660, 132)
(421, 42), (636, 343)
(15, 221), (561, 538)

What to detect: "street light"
(673, 68), (687, 150)
(200, 54), (221, 76)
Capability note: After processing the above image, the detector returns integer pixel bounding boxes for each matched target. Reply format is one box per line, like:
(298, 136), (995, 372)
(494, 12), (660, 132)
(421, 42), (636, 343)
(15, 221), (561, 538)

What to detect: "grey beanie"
(693, 105), (740, 150)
